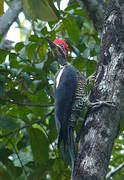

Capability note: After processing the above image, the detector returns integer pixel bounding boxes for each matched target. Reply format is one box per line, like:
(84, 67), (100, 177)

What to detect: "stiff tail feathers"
(57, 126), (75, 166)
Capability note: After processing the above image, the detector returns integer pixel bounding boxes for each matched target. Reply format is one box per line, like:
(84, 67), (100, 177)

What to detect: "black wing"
(54, 65), (78, 148)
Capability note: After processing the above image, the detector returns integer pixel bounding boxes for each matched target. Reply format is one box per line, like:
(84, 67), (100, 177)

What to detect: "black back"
(54, 65), (78, 148)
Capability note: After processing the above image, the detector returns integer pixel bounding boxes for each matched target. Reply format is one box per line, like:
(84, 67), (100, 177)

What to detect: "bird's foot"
(89, 99), (115, 109)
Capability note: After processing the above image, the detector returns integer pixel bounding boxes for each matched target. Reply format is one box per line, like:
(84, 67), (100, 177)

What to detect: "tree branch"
(0, 109), (54, 139)
(106, 162), (124, 179)
(0, 97), (54, 108)
(77, 0), (106, 32)
(7, 101), (54, 108)
(0, 0), (22, 37)
(9, 138), (28, 177)
(72, 0), (124, 179)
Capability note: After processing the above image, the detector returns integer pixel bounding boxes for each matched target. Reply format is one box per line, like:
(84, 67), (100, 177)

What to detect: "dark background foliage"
(0, 0), (124, 179)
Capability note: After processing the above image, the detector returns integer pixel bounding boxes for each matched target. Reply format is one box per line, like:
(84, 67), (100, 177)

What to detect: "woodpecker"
(48, 39), (114, 167)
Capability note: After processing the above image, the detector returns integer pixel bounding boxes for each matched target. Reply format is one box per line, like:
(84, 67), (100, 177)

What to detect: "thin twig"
(0, 109), (54, 139)
(8, 101), (54, 108)
(106, 162), (124, 179)
(31, 20), (37, 35)
(9, 138), (28, 178)
(0, 97), (54, 107)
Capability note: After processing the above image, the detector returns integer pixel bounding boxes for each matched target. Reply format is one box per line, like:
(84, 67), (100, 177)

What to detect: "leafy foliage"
(0, 0), (123, 179)
(23, 0), (60, 21)
(0, 0), (4, 15)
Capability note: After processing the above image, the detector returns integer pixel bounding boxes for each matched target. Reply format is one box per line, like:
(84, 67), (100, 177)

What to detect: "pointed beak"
(46, 38), (57, 50)
(46, 38), (59, 57)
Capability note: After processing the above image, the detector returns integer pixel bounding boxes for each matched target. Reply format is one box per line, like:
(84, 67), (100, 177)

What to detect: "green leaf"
(63, 15), (80, 44)
(0, 114), (19, 130)
(26, 89), (49, 118)
(23, 0), (60, 21)
(0, 80), (5, 97)
(21, 72), (31, 87)
(6, 89), (25, 102)
(0, 0), (4, 15)
(0, 49), (8, 63)
(120, 112), (124, 132)
(29, 35), (40, 42)
(86, 60), (97, 76)
(34, 62), (44, 70)
(12, 147), (33, 166)
(0, 34), (2, 43)
(0, 158), (22, 179)
(33, 89), (49, 105)
(9, 53), (19, 68)
(32, 80), (42, 93)
(74, 8), (86, 17)
(70, 44), (80, 56)
(38, 42), (48, 60)
(0, 148), (12, 163)
(41, 26), (48, 36)
(72, 57), (85, 72)
(6, 162), (22, 179)
(26, 43), (37, 59)
(65, 2), (78, 12)
(15, 42), (24, 52)
(0, 167), (12, 180)
(28, 127), (49, 165)
(82, 48), (90, 59)
(57, 0), (61, 10)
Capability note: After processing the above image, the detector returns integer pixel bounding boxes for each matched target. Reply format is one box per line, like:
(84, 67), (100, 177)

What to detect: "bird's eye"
(59, 44), (64, 48)
(55, 44), (66, 58)
(59, 44), (66, 52)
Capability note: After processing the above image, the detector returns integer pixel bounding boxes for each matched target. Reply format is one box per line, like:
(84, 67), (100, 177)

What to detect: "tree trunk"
(72, 0), (124, 179)
(77, 0), (105, 32)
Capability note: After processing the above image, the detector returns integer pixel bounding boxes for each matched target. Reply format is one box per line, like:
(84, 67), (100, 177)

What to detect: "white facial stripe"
(56, 44), (66, 57)
(56, 68), (64, 88)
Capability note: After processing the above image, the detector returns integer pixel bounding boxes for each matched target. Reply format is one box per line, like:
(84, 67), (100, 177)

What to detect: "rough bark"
(77, 0), (105, 32)
(72, 0), (124, 179)
(0, 0), (22, 37)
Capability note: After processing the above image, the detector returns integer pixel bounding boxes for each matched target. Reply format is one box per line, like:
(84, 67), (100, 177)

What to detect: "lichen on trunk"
(72, 0), (124, 179)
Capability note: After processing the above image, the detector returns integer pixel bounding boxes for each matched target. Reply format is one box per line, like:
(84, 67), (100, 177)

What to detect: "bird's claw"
(88, 99), (116, 110)
(96, 99), (115, 107)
